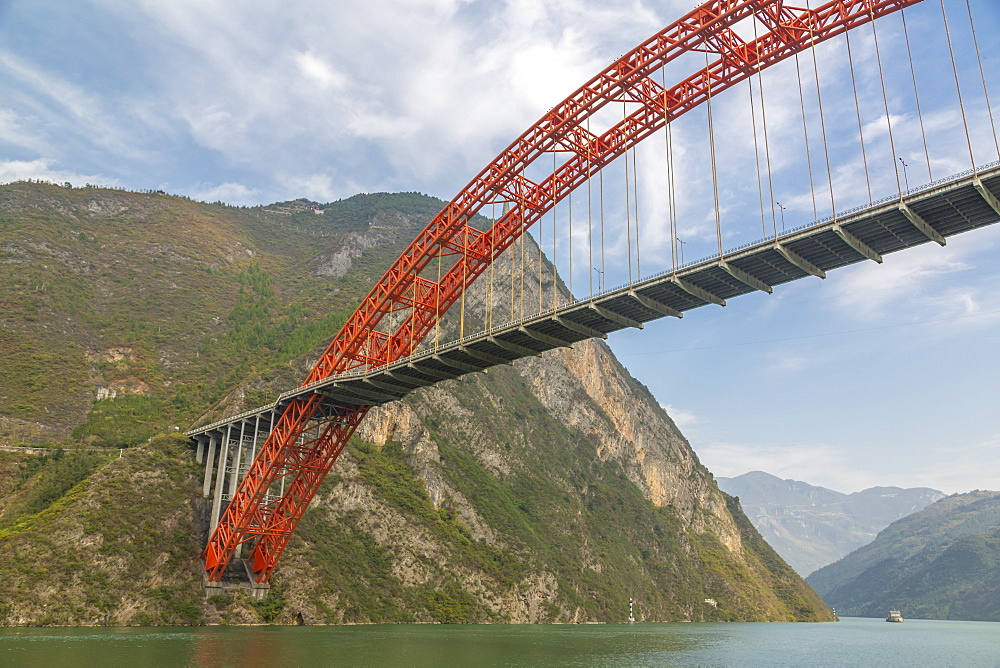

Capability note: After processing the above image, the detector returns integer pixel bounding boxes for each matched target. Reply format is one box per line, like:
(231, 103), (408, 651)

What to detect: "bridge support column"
(195, 436), (206, 464)
(238, 416), (264, 561)
(227, 422), (248, 560)
(202, 434), (217, 498)
(249, 414), (261, 464)
(228, 422), (246, 502)
(210, 425), (232, 531)
(202, 573), (224, 598)
(250, 581), (270, 601)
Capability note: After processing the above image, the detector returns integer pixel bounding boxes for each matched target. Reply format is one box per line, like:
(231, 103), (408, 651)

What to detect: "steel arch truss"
(203, 0), (925, 583)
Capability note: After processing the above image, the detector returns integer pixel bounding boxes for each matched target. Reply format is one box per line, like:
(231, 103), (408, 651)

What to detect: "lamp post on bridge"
(899, 158), (910, 193)
(593, 267), (604, 292)
(676, 237), (686, 266)
(776, 202), (786, 234)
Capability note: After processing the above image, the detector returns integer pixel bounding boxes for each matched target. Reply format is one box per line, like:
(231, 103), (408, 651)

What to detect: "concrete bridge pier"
(209, 424), (232, 531)
(202, 560), (270, 601)
(196, 411), (281, 589)
(201, 434), (217, 498)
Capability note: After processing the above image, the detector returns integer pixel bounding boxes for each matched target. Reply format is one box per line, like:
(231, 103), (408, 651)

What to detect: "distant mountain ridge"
(807, 490), (1000, 621)
(717, 471), (943, 575)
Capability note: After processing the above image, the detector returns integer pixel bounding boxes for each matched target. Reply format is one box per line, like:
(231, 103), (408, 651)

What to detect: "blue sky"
(2, 0), (998, 493)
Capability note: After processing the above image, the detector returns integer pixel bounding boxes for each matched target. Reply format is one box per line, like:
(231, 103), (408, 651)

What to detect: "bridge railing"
(190, 159), (1000, 434)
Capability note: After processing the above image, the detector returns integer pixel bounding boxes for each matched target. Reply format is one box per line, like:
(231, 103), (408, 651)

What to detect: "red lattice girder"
(305, 0), (922, 380)
(203, 0), (925, 583)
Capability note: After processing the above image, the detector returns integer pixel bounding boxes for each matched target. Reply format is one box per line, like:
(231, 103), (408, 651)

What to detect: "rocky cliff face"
(249, 225), (825, 623)
(268, 339), (826, 623)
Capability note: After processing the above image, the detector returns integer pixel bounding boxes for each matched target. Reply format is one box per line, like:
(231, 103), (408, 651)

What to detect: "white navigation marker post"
(629, 597), (635, 623)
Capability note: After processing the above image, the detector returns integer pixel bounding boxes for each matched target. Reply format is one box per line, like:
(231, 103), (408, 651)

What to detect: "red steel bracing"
(203, 0), (925, 583)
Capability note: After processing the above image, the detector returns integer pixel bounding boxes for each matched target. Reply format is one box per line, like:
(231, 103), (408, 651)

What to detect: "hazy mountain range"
(717, 471), (943, 575)
(807, 490), (1000, 621)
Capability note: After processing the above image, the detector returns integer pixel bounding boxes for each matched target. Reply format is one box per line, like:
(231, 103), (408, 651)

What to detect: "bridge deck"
(187, 163), (1000, 440)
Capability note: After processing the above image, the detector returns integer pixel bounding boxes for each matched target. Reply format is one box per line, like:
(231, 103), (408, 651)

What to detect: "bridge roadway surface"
(187, 163), (1000, 443)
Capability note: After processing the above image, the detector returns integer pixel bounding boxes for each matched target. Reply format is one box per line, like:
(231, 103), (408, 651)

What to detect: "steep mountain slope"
(0, 182), (833, 624)
(717, 472), (943, 575)
(0, 437), (207, 626)
(807, 491), (1000, 620)
(0, 183), (442, 445)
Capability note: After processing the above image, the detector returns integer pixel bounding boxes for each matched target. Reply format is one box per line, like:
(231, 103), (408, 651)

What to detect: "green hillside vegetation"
(0, 182), (833, 625)
(0, 432), (827, 626)
(0, 184), (468, 444)
(0, 422), (830, 626)
(0, 436), (206, 626)
(807, 491), (1000, 621)
(274, 365), (828, 624)
(0, 448), (114, 526)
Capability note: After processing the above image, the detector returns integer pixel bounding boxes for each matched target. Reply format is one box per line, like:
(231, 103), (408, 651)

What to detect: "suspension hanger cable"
(508, 203), (514, 321)
(632, 143), (641, 281)
(624, 101), (634, 285)
(538, 162), (544, 314)
(660, 63), (677, 272)
(552, 148), (558, 311)
(588, 118), (594, 298)
(940, 0), (976, 172)
(964, 0), (999, 161)
(901, 8), (933, 182)
(489, 201), (495, 330)
(845, 31), (873, 204)
(460, 229), (467, 339)
(706, 52), (724, 258)
(435, 245), (442, 350)
(869, 5), (903, 194)
(568, 174), (573, 301)
(520, 168), (526, 321)
(806, 0), (836, 219)
(754, 14), (779, 239)
(749, 75), (767, 239)
(667, 121), (679, 272)
(795, 51), (819, 221)
(599, 165), (606, 292)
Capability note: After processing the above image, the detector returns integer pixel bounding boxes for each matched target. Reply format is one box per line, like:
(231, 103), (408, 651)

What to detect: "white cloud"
(277, 172), (343, 204)
(191, 181), (260, 206)
(695, 440), (880, 493)
(0, 158), (112, 187)
(660, 403), (700, 428)
(832, 246), (970, 318)
(78, 0), (687, 203)
(699, 437), (1000, 495)
(0, 107), (49, 154)
(763, 350), (810, 374)
(831, 224), (1000, 321)
(9, 0), (992, 215)
(903, 436), (1000, 494)
(293, 51), (347, 91)
(0, 50), (149, 162)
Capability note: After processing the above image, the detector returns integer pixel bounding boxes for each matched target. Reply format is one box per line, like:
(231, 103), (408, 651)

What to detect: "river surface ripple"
(1, 617), (997, 666)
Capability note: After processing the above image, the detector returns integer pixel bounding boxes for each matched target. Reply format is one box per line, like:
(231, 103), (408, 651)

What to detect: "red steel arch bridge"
(186, 0), (1000, 589)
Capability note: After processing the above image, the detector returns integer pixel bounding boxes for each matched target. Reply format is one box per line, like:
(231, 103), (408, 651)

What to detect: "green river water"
(1, 617), (996, 666)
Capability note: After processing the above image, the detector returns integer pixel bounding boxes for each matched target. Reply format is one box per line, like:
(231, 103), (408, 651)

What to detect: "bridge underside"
(189, 163), (1000, 447)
